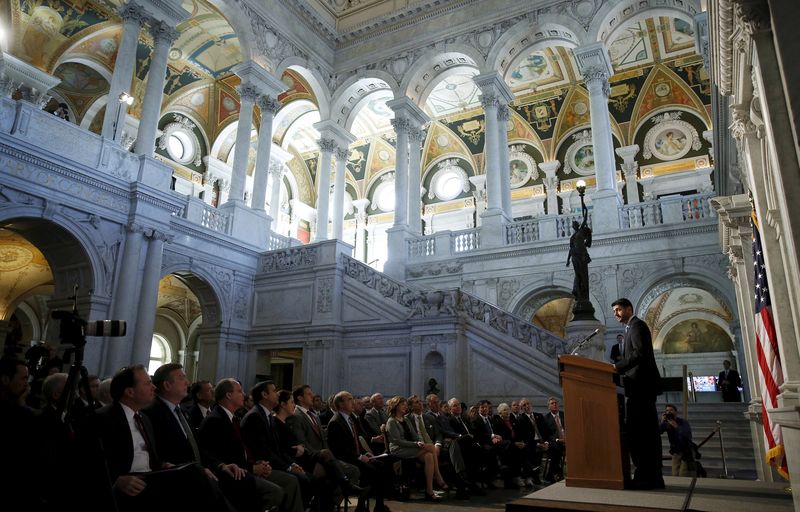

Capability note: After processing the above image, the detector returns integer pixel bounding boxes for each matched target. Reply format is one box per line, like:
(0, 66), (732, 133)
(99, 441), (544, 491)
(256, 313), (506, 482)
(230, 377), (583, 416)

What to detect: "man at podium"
(611, 298), (665, 490)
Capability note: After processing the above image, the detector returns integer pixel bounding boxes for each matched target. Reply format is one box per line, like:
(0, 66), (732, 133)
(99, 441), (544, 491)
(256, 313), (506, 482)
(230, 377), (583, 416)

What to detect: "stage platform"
(506, 476), (793, 512)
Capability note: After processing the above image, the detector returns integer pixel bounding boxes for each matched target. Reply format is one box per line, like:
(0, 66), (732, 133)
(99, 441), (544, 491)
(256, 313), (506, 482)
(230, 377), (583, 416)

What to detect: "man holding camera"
(659, 404), (695, 477)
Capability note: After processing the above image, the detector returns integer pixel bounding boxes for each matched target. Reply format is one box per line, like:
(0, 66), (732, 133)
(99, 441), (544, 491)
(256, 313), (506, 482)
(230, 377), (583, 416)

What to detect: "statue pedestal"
(566, 319), (606, 362)
(572, 298), (596, 322)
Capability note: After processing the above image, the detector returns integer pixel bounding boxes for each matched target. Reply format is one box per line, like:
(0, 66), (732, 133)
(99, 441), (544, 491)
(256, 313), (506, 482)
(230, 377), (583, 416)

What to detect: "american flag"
(752, 211), (788, 478)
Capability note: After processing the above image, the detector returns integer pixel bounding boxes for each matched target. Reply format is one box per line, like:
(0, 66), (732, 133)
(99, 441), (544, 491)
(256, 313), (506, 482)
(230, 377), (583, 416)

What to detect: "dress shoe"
(424, 492), (442, 502)
(342, 479), (370, 497)
(524, 477), (534, 487)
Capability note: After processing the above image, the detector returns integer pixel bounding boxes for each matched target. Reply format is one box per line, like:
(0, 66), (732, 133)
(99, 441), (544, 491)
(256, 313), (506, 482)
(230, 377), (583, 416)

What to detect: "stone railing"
(408, 235), (435, 258)
(268, 232), (297, 251)
(681, 193), (715, 222)
(451, 228), (480, 253)
(506, 218), (540, 244)
(620, 200), (664, 228)
(341, 254), (567, 356)
(556, 213), (590, 239)
(176, 196), (231, 235)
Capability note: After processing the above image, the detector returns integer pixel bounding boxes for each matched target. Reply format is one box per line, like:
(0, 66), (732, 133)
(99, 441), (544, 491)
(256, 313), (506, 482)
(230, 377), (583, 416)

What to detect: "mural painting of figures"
(661, 319), (734, 354)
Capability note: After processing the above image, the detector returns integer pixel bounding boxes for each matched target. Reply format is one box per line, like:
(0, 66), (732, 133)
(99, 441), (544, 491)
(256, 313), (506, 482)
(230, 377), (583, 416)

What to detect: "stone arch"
(330, 75), (397, 129)
(509, 279), (608, 326)
(632, 272), (736, 325)
(590, 0), (701, 45)
(276, 60), (332, 119)
(204, 0), (257, 63)
(79, 95), (107, 131)
(401, 49), (483, 105)
(422, 350), (446, 398)
(158, 264), (226, 328)
(487, 17), (585, 78)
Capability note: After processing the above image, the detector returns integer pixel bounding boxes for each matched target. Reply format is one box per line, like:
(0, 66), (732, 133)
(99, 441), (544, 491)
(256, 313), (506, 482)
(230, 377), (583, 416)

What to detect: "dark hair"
(277, 389), (293, 409)
(0, 358), (26, 379)
(152, 363), (183, 392)
(190, 380), (211, 401)
(214, 378), (238, 403)
(250, 380), (274, 404)
(611, 298), (633, 310)
(665, 403), (678, 413)
(293, 384), (311, 404)
(110, 364), (146, 402)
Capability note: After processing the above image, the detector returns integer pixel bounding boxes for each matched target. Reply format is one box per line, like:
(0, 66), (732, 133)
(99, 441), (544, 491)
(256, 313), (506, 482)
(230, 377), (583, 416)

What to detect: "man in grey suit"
(612, 297), (665, 490)
(364, 393), (388, 436)
(423, 394), (471, 499)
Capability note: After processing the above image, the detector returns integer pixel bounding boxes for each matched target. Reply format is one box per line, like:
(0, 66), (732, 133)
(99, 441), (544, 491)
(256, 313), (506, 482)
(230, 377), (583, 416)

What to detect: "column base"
(479, 208), (510, 247)
(384, 225), (411, 280)
(566, 319), (605, 361)
(590, 188), (622, 234)
(571, 298), (597, 322)
(219, 201), (270, 248)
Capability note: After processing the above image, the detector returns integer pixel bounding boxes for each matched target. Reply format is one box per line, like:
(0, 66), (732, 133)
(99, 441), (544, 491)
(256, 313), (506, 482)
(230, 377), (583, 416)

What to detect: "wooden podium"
(558, 354), (629, 489)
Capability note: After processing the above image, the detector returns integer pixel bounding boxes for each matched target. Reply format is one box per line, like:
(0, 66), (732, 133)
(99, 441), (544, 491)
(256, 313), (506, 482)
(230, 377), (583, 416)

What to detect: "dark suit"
(718, 369), (742, 402)
(83, 402), (214, 512)
(240, 405), (306, 512)
(142, 397), (198, 465)
(614, 315), (664, 488)
(541, 411), (565, 480)
(610, 341), (623, 363)
(327, 412), (391, 509)
(199, 406), (284, 512)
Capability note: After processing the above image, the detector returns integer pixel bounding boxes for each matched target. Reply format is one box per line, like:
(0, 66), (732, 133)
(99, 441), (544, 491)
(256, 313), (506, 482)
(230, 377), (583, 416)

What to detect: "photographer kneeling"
(660, 404), (695, 477)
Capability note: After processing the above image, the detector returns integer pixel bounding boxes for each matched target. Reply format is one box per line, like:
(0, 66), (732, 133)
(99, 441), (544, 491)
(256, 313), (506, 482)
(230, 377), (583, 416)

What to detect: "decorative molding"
(316, 277), (333, 313)
(318, 138), (337, 153)
(236, 84), (260, 104)
(260, 246), (318, 273)
(158, 114), (202, 166)
(258, 96), (281, 116)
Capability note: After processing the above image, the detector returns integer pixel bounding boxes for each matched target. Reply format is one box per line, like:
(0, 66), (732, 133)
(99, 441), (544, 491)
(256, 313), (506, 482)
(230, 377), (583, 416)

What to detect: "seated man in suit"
(198, 378), (284, 512)
(516, 398), (547, 485)
(327, 391), (393, 512)
(447, 398), (496, 487)
(141, 363), (232, 511)
(364, 393), (388, 438)
(422, 394), (470, 499)
(542, 397), (566, 482)
(239, 381), (307, 512)
(81, 365), (218, 512)
(186, 380), (214, 432)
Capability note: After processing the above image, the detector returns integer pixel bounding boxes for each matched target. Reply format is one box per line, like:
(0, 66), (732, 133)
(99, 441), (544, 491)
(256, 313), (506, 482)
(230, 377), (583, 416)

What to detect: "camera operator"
(659, 404), (695, 477)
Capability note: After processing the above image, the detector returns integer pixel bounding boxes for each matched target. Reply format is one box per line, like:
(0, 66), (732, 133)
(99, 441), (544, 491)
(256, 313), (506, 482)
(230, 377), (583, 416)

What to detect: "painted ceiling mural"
(4, 0), (713, 217)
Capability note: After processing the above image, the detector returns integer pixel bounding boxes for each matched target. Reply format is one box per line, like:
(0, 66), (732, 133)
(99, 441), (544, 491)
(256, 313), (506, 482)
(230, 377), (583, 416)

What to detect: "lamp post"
(112, 92), (134, 142)
(576, 179), (587, 217)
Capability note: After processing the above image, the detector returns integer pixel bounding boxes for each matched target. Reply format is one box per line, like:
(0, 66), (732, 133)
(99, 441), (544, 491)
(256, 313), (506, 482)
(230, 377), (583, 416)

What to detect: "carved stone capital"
(318, 137), (336, 153)
(335, 148), (350, 161)
(125, 222), (144, 234)
(119, 2), (147, 27)
(268, 160), (285, 177)
(730, 104), (757, 142)
(390, 117), (410, 134)
(734, 0), (770, 36)
(497, 105), (510, 122)
(150, 21), (180, 46)
(258, 95), (281, 116)
(236, 84), (260, 104)
(408, 127), (426, 146)
(582, 67), (610, 97)
(480, 94), (500, 111)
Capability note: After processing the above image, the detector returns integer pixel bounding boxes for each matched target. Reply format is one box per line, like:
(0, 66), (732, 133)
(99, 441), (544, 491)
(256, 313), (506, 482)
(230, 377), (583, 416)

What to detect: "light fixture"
(576, 179), (586, 194)
(118, 92), (134, 105)
(112, 92), (134, 141)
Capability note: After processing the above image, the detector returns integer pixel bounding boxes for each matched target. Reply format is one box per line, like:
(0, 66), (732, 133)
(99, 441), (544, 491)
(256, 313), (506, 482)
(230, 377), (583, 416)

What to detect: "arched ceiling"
(0, 229), (53, 319)
(172, 0), (241, 78)
(424, 68), (480, 117)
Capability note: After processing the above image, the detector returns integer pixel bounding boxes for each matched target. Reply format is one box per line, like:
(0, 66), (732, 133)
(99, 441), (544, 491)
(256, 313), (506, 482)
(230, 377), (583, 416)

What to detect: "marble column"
(331, 147), (350, 240)
(391, 117), (410, 228)
(539, 160), (561, 215)
(131, 230), (169, 365)
(497, 105), (512, 218)
(251, 95), (280, 211)
(313, 137), (335, 241)
(267, 161), (284, 229)
(134, 21), (179, 156)
(480, 95), (501, 213)
(407, 127), (425, 235)
(352, 198), (370, 262)
(101, 1), (146, 141)
(226, 84), (259, 205)
(616, 144), (641, 204)
(574, 43), (620, 233)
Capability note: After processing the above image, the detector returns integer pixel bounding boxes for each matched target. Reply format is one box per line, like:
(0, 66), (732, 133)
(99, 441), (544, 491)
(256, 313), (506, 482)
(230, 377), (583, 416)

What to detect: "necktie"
(134, 412), (158, 470)
(347, 416), (359, 453)
(176, 405), (201, 463)
(554, 413), (564, 439)
(484, 416), (493, 435)
(308, 410), (321, 436)
(416, 415), (424, 439)
(459, 417), (468, 434)
(530, 414), (542, 441)
(231, 415), (251, 462)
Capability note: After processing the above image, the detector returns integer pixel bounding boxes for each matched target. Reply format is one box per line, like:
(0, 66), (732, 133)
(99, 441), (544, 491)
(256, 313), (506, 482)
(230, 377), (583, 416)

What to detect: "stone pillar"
(407, 127), (425, 235)
(251, 95), (280, 211)
(540, 160), (561, 215)
(101, 2), (146, 141)
(469, 175), (486, 226)
(497, 105), (512, 218)
(267, 162), (284, 228)
(390, 117), (410, 228)
(313, 137), (335, 241)
(226, 84), (258, 205)
(616, 144), (641, 204)
(134, 21), (180, 156)
(104, 223), (145, 373)
(352, 199), (370, 262)
(573, 43), (621, 233)
(480, 96), (500, 213)
(131, 230), (170, 365)
(331, 147), (350, 240)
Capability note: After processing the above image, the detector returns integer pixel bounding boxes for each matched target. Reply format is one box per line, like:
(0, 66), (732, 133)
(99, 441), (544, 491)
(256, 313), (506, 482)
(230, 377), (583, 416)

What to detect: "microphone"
(570, 328), (601, 355)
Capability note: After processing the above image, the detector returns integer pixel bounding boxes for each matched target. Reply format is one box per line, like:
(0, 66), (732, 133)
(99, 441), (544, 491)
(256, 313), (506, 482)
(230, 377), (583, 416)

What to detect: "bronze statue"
(566, 204), (592, 302)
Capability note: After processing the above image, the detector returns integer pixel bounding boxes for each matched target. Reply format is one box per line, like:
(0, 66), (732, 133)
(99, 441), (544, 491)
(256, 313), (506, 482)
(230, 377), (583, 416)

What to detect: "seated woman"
(385, 395), (446, 501)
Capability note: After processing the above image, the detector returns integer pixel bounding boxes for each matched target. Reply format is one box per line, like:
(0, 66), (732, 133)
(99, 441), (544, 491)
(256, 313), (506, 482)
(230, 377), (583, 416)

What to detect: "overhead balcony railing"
(620, 192), (715, 229)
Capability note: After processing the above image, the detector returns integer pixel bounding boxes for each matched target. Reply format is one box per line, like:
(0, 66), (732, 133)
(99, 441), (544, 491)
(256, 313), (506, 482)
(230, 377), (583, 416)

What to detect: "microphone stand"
(570, 329), (600, 356)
